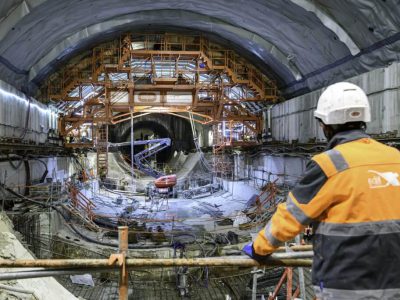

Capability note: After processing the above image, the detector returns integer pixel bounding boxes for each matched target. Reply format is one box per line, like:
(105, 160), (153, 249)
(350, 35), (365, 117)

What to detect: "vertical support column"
(105, 86), (111, 121)
(128, 86), (134, 107)
(286, 267), (293, 300)
(130, 106), (136, 192)
(96, 124), (108, 179)
(128, 83), (135, 191)
(1, 170), (7, 211)
(251, 267), (258, 300)
(251, 268), (265, 300)
(119, 226), (128, 300)
(295, 235), (306, 299)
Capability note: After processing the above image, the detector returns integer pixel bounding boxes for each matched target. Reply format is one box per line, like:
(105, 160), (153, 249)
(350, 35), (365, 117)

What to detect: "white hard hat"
(314, 82), (371, 125)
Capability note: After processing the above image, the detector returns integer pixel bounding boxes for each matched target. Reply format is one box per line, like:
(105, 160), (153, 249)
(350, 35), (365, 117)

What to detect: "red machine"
(154, 174), (177, 188)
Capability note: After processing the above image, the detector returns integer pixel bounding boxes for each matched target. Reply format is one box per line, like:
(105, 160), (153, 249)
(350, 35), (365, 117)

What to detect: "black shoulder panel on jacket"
(291, 160), (328, 204)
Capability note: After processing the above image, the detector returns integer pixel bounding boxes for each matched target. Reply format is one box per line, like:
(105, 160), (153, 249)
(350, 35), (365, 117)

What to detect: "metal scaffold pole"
(0, 252), (312, 270)
(295, 235), (306, 299)
(130, 107), (136, 192)
(119, 226), (129, 300)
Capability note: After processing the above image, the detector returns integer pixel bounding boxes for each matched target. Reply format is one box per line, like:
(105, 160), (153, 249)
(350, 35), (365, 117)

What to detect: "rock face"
(0, 213), (78, 300)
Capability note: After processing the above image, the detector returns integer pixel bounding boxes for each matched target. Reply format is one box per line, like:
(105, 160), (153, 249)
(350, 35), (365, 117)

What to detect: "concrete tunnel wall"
(0, 157), (77, 196)
(271, 61), (400, 143)
(1, 55), (399, 193)
(252, 61), (400, 188)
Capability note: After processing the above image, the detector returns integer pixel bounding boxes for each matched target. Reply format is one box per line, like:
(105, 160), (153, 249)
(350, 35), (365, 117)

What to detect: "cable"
(7, 156), (24, 170)
(29, 157), (48, 182)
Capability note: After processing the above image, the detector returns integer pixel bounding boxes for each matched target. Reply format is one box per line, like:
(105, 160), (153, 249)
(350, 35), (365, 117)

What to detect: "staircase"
(201, 50), (270, 100)
(65, 183), (99, 231)
(133, 138), (171, 178)
(62, 203), (99, 232)
(50, 56), (93, 100)
(212, 124), (228, 155)
(96, 124), (108, 178)
(110, 138), (172, 178)
(118, 35), (132, 70)
(212, 124), (234, 178)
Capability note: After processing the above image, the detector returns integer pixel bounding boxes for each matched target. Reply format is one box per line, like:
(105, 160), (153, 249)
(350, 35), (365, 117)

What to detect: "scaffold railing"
(0, 227), (312, 300)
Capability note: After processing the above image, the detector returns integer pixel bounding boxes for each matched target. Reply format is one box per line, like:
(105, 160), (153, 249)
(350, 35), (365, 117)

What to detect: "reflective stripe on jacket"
(253, 130), (400, 299)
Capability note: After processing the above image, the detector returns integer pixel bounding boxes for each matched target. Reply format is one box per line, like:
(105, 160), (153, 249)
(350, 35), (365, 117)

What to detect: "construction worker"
(243, 82), (400, 299)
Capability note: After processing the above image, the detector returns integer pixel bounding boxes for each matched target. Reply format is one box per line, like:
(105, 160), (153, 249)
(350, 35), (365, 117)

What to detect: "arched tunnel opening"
(4, 4), (400, 296)
(110, 114), (195, 165)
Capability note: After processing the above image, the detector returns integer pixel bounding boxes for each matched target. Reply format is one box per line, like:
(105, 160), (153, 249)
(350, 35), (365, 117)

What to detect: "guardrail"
(0, 227), (313, 300)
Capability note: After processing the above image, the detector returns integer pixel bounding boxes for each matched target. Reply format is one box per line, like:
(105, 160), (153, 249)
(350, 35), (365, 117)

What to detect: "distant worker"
(243, 82), (400, 299)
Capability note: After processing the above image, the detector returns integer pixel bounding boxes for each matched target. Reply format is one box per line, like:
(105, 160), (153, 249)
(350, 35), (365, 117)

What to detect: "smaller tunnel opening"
(110, 115), (195, 165)
(120, 120), (173, 164)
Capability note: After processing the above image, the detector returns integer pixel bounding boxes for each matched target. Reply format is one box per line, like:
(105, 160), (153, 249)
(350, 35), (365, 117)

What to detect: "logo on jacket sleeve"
(367, 170), (400, 188)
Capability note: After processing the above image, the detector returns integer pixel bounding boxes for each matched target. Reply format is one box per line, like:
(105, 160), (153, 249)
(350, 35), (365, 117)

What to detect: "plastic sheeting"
(0, 79), (57, 144)
(0, 1), (23, 21)
(234, 154), (307, 187)
(69, 274), (95, 287)
(0, 0), (400, 97)
(28, 10), (296, 84)
(271, 61), (400, 142)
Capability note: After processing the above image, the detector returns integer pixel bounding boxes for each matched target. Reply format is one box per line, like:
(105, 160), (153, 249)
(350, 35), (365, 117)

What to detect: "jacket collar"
(326, 129), (370, 150)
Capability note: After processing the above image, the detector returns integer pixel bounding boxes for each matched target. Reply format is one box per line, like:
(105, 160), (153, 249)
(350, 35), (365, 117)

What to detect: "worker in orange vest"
(243, 82), (400, 299)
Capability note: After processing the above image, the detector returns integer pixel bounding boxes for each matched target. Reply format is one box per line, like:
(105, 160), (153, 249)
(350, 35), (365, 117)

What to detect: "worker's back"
(312, 134), (400, 299)
(245, 83), (396, 299)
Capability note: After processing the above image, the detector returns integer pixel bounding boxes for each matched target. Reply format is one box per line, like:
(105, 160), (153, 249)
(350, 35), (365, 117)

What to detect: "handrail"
(0, 226), (311, 300)
(46, 33), (278, 103)
(0, 254), (312, 269)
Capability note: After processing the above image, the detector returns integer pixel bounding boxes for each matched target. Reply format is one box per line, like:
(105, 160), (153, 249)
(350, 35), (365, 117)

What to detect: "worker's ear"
(321, 123), (335, 141)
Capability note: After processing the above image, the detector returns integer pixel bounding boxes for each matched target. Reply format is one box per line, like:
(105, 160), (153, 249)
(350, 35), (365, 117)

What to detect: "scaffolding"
(3, 179), (314, 299)
(212, 123), (234, 179)
(40, 33), (277, 148)
(0, 226), (313, 300)
(96, 124), (109, 178)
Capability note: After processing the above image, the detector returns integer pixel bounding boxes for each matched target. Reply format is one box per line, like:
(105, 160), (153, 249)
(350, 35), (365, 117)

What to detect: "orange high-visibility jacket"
(253, 130), (400, 299)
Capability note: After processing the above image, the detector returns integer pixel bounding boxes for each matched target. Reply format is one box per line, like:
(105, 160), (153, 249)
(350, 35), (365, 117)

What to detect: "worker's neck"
(326, 129), (369, 149)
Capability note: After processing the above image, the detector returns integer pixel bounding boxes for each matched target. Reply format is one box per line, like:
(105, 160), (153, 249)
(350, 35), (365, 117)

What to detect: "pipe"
(0, 283), (37, 298)
(0, 254), (312, 269)
(269, 269), (288, 300)
(7, 155), (24, 170)
(24, 160), (31, 196)
(130, 107), (135, 191)
(119, 226), (129, 300)
(0, 260), (313, 282)
(224, 244), (312, 253)
(295, 235), (307, 299)
(0, 267), (116, 281)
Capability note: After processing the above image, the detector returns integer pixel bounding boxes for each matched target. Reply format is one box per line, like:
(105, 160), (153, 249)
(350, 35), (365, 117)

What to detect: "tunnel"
(110, 114), (195, 164)
(0, 1), (400, 299)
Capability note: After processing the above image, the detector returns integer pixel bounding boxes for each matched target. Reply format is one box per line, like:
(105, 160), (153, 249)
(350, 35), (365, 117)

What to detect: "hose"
(0, 267), (116, 281)
(29, 157), (48, 183)
(7, 154), (24, 170)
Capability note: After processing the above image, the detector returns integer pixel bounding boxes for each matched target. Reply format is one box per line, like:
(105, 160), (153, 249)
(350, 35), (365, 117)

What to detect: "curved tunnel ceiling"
(0, 0), (400, 98)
